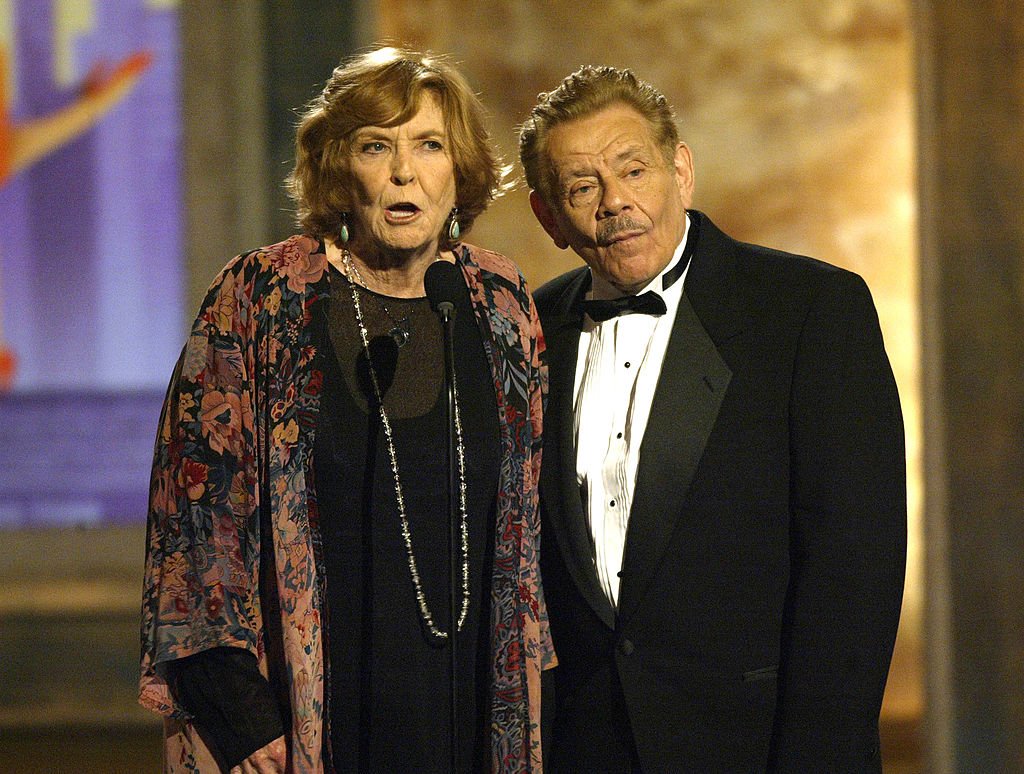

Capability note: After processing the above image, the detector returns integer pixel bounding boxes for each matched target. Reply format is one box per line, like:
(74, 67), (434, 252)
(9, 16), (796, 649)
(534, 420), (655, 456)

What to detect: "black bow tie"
(582, 290), (667, 322)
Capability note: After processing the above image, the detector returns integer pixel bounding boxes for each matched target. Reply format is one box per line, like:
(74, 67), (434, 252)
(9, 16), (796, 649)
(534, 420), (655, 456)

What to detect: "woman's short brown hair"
(286, 46), (508, 244)
(519, 65), (680, 204)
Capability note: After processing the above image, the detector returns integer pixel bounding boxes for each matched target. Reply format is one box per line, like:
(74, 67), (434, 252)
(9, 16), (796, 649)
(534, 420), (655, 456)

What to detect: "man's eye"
(423, 140), (444, 151)
(626, 167), (644, 178)
(362, 142), (387, 154)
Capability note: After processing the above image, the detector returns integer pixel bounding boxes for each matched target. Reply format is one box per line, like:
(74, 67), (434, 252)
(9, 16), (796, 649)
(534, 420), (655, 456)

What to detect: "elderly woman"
(139, 47), (553, 773)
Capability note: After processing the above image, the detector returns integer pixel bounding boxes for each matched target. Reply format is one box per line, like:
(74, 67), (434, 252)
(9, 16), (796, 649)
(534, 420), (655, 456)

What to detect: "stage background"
(2, 1), (1022, 772)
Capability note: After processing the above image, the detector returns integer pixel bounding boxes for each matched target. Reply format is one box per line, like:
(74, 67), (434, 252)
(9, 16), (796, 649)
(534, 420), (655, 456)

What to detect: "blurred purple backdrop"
(0, 0), (181, 527)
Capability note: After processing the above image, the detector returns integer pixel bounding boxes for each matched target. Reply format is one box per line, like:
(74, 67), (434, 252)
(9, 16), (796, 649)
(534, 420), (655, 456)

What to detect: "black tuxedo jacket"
(534, 212), (906, 773)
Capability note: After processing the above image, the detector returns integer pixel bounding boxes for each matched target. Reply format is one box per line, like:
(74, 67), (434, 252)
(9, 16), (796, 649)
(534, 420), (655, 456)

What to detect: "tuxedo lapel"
(539, 270), (617, 629)
(616, 214), (739, 625)
(540, 213), (747, 630)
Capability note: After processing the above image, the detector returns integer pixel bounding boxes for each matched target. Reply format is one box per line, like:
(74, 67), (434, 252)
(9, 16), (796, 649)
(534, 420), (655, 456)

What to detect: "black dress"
(167, 266), (501, 773)
(313, 267), (500, 773)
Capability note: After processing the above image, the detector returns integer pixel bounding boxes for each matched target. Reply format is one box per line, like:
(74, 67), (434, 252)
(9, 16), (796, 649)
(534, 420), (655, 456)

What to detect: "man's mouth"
(599, 229), (645, 247)
(597, 217), (646, 246)
(608, 230), (644, 243)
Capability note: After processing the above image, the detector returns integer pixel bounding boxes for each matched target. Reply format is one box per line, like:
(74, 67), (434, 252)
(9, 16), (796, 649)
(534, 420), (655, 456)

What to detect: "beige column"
(181, 2), (271, 316)
(916, 2), (1024, 771)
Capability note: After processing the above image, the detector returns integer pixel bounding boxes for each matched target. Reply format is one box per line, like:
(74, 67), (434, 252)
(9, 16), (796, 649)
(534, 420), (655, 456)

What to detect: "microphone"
(424, 257), (464, 771)
(424, 260), (463, 321)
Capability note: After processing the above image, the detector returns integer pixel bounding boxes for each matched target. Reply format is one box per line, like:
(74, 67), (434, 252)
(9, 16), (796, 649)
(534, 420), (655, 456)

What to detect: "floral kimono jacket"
(140, 236), (554, 772)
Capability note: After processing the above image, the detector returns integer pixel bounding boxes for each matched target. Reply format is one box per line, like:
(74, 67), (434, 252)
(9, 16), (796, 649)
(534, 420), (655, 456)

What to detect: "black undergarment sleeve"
(167, 646), (287, 769)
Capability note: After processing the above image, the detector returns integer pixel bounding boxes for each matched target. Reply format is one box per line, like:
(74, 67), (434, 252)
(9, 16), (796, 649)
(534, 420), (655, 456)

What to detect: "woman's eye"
(362, 142), (387, 154)
(423, 140), (444, 151)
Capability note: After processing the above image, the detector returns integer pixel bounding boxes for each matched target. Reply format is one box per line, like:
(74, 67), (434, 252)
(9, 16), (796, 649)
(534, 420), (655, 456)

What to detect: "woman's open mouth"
(384, 202), (421, 223)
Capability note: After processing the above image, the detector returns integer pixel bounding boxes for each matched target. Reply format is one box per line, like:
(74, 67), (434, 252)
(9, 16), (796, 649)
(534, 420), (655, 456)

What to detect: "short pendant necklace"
(342, 248), (471, 640)
(380, 306), (411, 349)
(342, 257), (411, 348)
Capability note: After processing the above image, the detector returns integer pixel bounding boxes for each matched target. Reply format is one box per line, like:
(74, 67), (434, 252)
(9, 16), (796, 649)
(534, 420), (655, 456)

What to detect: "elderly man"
(520, 65), (906, 772)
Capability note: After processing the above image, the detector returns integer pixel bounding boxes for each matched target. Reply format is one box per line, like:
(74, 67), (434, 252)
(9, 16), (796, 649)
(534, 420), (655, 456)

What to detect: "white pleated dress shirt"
(573, 216), (691, 606)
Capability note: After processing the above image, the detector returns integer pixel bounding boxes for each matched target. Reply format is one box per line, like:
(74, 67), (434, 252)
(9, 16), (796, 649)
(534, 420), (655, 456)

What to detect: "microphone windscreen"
(424, 260), (463, 314)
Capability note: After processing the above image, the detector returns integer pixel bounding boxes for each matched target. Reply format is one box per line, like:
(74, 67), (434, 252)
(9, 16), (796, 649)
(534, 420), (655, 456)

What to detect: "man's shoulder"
(695, 215), (861, 305)
(689, 213), (876, 339)
(738, 246), (874, 320)
(534, 265), (589, 315)
(740, 244), (852, 291)
(698, 213), (845, 281)
(739, 241), (843, 274)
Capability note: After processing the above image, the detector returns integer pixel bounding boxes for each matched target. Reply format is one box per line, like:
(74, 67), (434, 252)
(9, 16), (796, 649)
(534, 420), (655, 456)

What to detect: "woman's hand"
(229, 735), (287, 774)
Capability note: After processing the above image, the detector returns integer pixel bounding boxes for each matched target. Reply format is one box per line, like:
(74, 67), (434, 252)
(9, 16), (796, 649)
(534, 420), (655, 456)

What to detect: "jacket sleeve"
(527, 283), (556, 672)
(768, 270), (907, 771)
(139, 262), (263, 718)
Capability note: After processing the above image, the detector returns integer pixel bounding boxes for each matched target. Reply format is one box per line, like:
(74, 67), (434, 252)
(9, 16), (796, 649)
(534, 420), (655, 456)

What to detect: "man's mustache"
(597, 217), (646, 246)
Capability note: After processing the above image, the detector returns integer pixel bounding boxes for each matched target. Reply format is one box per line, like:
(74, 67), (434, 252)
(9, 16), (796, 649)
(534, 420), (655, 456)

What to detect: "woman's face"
(346, 91), (457, 261)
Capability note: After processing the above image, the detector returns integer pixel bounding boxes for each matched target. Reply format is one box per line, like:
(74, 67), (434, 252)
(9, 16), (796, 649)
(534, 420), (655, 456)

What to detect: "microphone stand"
(437, 298), (460, 774)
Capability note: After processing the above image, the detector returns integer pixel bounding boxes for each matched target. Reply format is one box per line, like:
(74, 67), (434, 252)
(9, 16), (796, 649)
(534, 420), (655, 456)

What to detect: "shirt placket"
(600, 319), (647, 604)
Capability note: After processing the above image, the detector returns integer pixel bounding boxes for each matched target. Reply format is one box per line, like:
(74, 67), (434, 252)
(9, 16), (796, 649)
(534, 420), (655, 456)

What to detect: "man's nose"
(598, 177), (630, 217)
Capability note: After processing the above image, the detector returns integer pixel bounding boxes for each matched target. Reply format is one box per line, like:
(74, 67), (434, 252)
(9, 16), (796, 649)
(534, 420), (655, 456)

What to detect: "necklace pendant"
(389, 325), (410, 348)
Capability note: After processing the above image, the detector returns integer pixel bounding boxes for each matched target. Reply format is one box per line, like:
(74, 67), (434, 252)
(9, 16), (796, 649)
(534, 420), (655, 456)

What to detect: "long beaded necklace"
(341, 248), (471, 640)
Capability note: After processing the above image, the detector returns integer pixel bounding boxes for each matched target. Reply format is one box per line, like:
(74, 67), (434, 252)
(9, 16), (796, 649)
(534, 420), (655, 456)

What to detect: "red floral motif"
(204, 593), (223, 620)
(269, 235), (326, 293)
(490, 284), (520, 319)
(270, 400), (287, 422)
(199, 390), (244, 455)
(304, 368), (323, 396)
(504, 640), (522, 673)
(520, 583), (540, 618)
(180, 459), (208, 500)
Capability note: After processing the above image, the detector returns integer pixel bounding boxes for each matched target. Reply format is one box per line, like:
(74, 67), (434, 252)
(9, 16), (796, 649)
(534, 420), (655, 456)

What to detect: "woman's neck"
(325, 240), (453, 298)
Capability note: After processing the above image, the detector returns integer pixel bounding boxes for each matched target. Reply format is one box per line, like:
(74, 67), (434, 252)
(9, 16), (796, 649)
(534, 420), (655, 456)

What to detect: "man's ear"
(529, 190), (570, 250)
(673, 142), (695, 209)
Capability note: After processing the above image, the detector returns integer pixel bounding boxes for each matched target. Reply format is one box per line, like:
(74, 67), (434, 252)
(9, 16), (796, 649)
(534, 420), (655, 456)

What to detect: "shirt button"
(609, 499), (616, 507)
(624, 361), (631, 368)
(618, 638), (635, 656)
(616, 432), (623, 439)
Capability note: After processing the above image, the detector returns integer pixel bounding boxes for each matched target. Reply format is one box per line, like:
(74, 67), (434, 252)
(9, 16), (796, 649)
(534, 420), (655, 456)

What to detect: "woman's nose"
(390, 146), (414, 185)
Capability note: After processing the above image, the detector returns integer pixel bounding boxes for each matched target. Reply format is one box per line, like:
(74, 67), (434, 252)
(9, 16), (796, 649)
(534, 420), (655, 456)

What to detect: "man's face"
(530, 103), (694, 294)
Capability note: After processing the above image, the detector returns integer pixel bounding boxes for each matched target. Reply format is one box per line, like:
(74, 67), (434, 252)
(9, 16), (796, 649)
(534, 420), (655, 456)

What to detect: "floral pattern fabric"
(139, 236), (553, 772)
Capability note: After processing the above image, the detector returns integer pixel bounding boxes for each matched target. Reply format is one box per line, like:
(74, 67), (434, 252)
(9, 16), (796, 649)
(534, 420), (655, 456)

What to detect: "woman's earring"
(447, 208), (460, 242)
(340, 213), (350, 244)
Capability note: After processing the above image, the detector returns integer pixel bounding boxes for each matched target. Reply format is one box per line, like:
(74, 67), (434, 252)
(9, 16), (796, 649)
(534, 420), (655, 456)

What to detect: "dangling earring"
(447, 207), (460, 242)
(339, 213), (350, 244)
